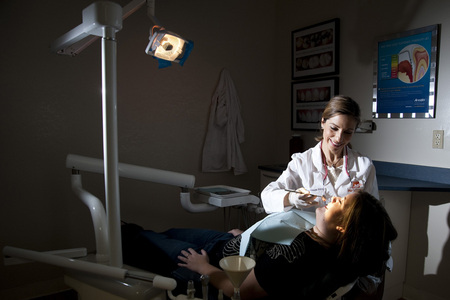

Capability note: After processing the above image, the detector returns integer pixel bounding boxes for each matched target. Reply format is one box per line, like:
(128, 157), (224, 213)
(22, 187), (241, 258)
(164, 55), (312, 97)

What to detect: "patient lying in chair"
(121, 191), (397, 300)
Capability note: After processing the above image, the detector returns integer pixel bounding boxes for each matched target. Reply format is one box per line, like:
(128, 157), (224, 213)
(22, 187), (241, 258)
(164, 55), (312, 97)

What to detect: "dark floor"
(29, 290), (410, 300)
(31, 289), (78, 300)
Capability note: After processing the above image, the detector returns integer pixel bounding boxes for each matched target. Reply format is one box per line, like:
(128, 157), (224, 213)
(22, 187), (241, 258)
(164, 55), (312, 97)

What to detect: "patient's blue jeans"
(140, 228), (234, 264)
(122, 224), (234, 298)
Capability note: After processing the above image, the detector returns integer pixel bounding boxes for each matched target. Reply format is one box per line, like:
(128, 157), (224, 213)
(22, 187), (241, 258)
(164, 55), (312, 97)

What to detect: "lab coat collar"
(312, 142), (326, 179)
(316, 141), (350, 181)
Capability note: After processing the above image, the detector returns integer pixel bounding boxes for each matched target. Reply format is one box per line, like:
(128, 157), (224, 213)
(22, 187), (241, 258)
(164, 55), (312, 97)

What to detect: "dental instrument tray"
(195, 185), (250, 198)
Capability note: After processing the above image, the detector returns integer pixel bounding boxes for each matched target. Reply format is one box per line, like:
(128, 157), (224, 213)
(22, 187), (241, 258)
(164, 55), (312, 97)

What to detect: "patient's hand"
(178, 248), (211, 274)
(228, 229), (243, 236)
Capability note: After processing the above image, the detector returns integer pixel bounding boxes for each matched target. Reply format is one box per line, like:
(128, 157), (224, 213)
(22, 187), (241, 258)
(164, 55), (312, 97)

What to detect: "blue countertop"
(376, 175), (450, 191)
(258, 161), (450, 192)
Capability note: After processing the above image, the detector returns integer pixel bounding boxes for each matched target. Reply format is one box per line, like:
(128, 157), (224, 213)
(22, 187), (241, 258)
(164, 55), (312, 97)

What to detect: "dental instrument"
(200, 274), (209, 300)
(186, 280), (195, 299)
(284, 188), (329, 204)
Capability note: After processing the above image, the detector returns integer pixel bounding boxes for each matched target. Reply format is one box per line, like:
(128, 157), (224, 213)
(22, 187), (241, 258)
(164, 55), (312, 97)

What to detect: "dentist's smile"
(329, 139), (342, 148)
(331, 140), (340, 146)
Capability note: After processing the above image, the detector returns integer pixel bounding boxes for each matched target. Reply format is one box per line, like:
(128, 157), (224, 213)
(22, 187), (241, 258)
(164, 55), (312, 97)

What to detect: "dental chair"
(61, 154), (260, 300)
(3, 153), (261, 300)
(326, 280), (357, 300)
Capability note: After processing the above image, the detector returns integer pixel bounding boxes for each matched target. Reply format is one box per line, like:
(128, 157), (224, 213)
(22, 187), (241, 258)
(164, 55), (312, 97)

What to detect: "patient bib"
(239, 210), (315, 256)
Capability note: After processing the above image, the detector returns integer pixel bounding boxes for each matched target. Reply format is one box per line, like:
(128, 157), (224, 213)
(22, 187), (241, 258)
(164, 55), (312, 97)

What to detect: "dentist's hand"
(288, 187), (319, 209)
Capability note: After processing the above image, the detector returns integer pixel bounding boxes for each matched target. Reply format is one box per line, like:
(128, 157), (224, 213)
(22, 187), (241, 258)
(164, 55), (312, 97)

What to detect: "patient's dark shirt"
(221, 232), (354, 300)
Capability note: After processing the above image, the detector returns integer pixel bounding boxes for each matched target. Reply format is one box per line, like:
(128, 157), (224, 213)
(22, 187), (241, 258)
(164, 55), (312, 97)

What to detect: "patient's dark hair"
(336, 191), (397, 276)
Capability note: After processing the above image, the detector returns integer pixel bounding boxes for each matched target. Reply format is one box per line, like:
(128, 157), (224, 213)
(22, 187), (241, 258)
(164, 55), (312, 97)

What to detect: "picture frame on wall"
(373, 24), (440, 119)
(292, 18), (340, 80)
(291, 77), (339, 130)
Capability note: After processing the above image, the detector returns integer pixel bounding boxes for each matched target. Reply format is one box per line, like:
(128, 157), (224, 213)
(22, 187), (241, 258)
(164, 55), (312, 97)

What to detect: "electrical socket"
(432, 130), (444, 149)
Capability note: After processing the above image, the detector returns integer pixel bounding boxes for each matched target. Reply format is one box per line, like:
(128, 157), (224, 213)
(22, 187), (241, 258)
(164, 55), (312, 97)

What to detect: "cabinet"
(259, 170), (281, 192)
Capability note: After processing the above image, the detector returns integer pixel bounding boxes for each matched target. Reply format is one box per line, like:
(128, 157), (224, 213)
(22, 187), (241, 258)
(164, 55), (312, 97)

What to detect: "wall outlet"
(432, 130), (444, 149)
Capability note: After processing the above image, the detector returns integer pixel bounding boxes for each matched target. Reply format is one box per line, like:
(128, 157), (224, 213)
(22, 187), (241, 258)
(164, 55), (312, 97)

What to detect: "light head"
(145, 25), (192, 64)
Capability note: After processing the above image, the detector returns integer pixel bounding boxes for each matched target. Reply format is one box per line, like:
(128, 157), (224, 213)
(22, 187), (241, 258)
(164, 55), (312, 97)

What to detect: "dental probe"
(284, 189), (328, 203)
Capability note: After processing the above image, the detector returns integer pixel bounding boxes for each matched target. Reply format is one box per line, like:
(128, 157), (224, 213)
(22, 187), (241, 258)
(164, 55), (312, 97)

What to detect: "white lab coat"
(202, 69), (247, 175)
(261, 141), (379, 213)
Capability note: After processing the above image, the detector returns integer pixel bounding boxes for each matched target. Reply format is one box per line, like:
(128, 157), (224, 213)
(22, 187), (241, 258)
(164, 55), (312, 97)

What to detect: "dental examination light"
(50, 0), (193, 268)
(145, 25), (188, 63)
(144, 0), (193, 65)
(51, 0), (193, 62)
(51, 0), (193, 68)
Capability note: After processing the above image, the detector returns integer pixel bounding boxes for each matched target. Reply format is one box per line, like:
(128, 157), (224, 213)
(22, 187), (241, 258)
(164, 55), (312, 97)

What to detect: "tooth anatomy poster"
(373, 24), (440, 118)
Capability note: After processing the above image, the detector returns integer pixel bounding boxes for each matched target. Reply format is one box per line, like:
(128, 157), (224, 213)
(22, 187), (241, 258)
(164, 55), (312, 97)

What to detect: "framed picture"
(373, 24), (440, 119)
(291, 77), (339, 130)
(292, 18), (340, 79)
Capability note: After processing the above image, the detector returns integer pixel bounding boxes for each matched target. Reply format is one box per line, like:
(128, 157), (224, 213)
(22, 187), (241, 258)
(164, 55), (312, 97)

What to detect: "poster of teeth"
(373, 24), (440, 119)
(292, 18), (340, 79)
(291, 77), (338, 130)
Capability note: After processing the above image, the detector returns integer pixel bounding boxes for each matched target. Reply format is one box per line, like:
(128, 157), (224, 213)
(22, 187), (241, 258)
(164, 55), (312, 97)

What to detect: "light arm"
(51, 0), (164, 57)
(51, 23), (94, 55)
(50, 2), (123, 55)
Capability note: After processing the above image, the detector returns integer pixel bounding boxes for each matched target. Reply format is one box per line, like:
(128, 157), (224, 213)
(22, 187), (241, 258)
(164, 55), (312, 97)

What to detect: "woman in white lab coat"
(261, 95), (382, 299)
(261, 95), (378, 214)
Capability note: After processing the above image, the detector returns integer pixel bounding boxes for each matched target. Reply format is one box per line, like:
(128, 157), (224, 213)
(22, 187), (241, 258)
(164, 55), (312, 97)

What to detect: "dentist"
(261, 95), (378, 214)
(261, 95), (382, 299)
